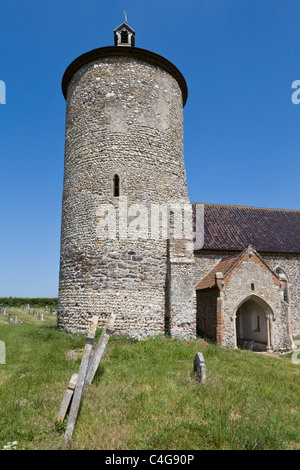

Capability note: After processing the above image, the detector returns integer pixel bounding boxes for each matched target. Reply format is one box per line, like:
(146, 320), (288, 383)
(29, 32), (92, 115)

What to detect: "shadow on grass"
(91, 364), (106, 384)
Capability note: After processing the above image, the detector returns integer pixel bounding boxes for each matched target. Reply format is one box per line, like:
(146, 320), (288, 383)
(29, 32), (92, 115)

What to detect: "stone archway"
(235, 296), (273, 351)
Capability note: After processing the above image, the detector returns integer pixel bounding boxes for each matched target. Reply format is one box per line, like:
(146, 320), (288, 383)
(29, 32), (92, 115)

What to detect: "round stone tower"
(58, 22), (196, 339)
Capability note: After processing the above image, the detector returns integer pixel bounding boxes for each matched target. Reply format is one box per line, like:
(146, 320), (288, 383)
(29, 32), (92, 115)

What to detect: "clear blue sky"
(0, 0), (299, 297)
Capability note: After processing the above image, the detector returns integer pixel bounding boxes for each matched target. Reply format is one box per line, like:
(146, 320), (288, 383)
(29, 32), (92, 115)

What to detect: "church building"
(57, 22), (300, 352)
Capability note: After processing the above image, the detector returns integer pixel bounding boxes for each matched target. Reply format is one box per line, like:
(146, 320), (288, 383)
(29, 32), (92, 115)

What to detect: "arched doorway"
(235, 296), (273, 351)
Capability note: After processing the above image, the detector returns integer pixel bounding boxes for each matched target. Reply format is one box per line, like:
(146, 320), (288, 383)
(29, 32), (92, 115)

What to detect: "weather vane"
(123, 10), (128, 23)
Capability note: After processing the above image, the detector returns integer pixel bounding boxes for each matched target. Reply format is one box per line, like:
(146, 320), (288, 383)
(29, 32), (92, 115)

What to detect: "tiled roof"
(193, 203), (300, 253)
(196, 255), (239, 290)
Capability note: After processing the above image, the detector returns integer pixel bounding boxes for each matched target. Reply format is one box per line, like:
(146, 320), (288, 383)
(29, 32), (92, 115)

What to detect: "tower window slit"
(113, 174), (120, 197)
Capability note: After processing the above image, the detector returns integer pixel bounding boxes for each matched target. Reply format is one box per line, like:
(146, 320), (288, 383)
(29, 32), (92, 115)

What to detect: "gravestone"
(85, 313), (116, 385)
(0, 341), (5, 365)
(194, 352), (206, 383)
(57, 373), (78, 424)
(63, 315), (99, 444)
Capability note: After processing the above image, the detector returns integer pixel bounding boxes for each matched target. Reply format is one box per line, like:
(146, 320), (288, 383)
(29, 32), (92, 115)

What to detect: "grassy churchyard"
(0, 307), (299, 450)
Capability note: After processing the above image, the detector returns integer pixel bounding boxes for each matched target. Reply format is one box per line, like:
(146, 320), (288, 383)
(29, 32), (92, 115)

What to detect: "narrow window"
(275, 268), (289, 303)
(121, 30), (129, 44)
(257, 315), (260, 332)
(113, 174), (120, 197)
(251, 283), (255, 291)
(169, 210), (174, 239)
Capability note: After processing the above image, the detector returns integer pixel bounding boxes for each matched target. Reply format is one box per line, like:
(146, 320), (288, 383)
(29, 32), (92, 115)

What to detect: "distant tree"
(0, 298), (58, 308)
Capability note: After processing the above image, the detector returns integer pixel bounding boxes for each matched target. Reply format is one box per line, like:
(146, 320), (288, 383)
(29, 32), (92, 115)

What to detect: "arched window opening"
(255, 315), (260, 332)
(275, 268), (289, 303)
(113, 174), (120, 197)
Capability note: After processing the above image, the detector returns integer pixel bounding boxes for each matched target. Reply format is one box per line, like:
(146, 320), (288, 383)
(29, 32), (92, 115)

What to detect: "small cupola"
(114, 21), (135, 47)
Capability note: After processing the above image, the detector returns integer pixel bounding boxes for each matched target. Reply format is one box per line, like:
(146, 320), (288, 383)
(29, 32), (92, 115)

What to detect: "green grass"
(0, 308), (299, 450)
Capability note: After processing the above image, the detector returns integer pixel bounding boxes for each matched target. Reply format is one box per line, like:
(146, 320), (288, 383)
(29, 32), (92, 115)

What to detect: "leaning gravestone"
(57, 373), (78, 424)
(63, 315), (99, 444)
(194, 352), (206, 383)
(85, 313), (116, 385)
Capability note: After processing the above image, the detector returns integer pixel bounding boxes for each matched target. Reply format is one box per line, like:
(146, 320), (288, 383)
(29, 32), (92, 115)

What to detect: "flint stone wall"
(58, 54), (195, 338)
(222, 257), (290, 349)
(194, 251), (300, 347)
(194, 251), (300, 340)
(262, 254), (300, 336)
